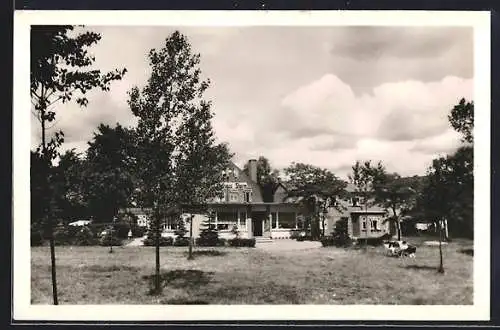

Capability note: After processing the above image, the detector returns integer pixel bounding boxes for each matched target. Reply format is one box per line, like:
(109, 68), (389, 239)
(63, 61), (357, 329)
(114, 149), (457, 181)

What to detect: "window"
(245, 191), (251, 202)
(362, 220), (367, 230)
(371, 220), (378, 231)
(352, 197), (359, 207)
(217, 224), (230, 230)
(229, 192), (239, 202)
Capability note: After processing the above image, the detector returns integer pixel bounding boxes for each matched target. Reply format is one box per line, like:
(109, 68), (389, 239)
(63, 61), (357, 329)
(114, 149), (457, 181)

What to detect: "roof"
(225, 161), (264, 203)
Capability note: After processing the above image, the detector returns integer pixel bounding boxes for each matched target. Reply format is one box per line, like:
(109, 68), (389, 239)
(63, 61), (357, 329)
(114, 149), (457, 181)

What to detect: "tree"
(284, 163), (347, 240)
(128, 31), (231, 293)
(418, 98), (474, 273)
(197, 209), (219, 246)
(243, 156), (281, 202)
(348, 160), (386, 247)
(449, 98), (474, 144)
(31, 25), (126, 305)
(51, 149), (88, 223)
(373, 173), (418, 241)
(84, 124), (136, 223)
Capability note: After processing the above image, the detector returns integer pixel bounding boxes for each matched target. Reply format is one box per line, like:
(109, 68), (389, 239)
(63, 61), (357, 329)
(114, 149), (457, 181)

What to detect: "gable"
(218, 162), (263, 203)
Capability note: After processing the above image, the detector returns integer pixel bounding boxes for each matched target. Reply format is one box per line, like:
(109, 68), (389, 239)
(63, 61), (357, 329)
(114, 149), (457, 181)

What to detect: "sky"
(30, 26), (473, 179)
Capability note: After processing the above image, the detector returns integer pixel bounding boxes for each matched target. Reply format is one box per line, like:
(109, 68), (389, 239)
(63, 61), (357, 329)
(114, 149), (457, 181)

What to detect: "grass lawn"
(31, 237), (473, 305)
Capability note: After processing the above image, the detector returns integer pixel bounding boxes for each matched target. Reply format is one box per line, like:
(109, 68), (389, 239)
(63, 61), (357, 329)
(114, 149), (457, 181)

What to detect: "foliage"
(53, 224), (76, 246)
(174, 216), (188, 239)
(113, 221), (132, 239)
(356, 234), (392, 247)
(348, 160), (386, 206)
(373, 172), (418, 240)
(230, 224), (240, 238)
(132, 226), (147, 238)
(84, 124), (137, 223)
(321, 218), (352, 247)
(128, 31), (232, 292)
(332, 218), (352, 247)
(173, 237), (190, 247)
(243, 156), (281, 202)
(228, 238), (256, 247)
(417, 98), (474, 239)
(197, 211), (219, 247)
(284, 163), (347, 240)
(99, 233), (123, 247)
(74, 226), (99, 246)
(448, 98), (474, 144)
(31, 25), (126, 304)
(144, 236), (174, 247)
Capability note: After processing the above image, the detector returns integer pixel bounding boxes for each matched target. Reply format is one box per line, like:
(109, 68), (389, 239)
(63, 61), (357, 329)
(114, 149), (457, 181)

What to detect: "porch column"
(237, 209), (241, 228)
(215, 210), (218, 229)
(295, 212), (298, 229)
(275, 211), (279, 229)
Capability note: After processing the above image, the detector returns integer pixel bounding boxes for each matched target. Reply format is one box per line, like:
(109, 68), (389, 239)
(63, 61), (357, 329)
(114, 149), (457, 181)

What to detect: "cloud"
(30, 26), (473, 179)
(330, 27), (472, 60)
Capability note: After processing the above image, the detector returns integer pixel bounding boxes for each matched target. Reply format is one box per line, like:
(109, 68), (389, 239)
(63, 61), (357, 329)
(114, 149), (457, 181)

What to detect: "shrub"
(53, 224), (73, 246)
(197, 211), (219, 246)
(297, 235), (314, 242)
(230, 224), (240, 238)
(99, 233), (123, 247)
(173, 237), (190, 247)
(356, 233), (391, 247)
(143, 236), (174, 247)
(132, 226), (146, 238)
(228, 238), (256, 247)
(290, 229), (301, 240)
(74, 226), (99, 246)
(321, 235), (352, 248)
(217, 238), (227, 247)
(113, 221), (131, 239)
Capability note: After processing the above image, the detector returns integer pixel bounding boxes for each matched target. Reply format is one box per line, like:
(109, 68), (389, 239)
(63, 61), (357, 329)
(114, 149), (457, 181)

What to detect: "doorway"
(251, 212), (266, 236)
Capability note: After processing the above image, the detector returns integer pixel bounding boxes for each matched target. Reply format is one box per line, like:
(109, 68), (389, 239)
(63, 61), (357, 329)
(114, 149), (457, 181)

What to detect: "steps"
(255, 237), (274, 244)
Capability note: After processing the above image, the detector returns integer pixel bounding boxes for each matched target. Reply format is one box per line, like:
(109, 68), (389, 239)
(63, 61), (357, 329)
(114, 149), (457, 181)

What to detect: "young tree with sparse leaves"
(30, 25), (126, 304)
(128, 31), (231, 293)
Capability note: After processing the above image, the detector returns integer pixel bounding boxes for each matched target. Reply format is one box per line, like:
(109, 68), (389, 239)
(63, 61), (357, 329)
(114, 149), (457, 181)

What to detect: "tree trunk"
(42, 104), (59, 305)
(48, 223), (58, 305)
(188, 215), (194, 260)
(438, 219), (445, 274)
(154, 209), (161, 293)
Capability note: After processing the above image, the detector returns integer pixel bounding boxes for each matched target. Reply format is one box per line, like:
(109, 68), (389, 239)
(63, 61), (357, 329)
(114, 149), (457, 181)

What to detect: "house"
(119, 159), (302, 240)
(119, 159), (393, 241)
(323, 183), (392, 239)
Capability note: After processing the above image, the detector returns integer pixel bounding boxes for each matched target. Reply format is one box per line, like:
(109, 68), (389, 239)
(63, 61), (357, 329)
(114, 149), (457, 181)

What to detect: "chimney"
(248, 159), (257, 183)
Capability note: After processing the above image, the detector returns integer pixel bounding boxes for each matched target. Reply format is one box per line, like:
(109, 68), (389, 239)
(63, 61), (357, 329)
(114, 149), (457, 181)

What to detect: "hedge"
(228, 238), (256, 248)
(143, 236), (174, 247)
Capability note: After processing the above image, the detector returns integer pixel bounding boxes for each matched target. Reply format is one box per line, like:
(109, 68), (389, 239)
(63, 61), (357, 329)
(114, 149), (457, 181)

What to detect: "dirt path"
(125, 236), (146, 247)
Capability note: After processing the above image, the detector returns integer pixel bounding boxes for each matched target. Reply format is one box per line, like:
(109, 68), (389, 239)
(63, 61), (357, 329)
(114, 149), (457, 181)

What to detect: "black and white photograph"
(13, 10), (490, 321)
